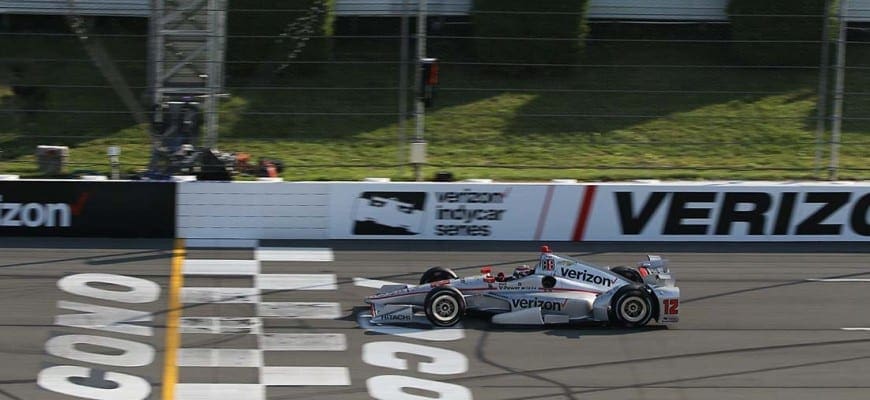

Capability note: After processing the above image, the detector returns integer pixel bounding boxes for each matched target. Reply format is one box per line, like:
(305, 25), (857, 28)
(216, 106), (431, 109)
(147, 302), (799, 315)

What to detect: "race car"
(364, 246), (679, 328)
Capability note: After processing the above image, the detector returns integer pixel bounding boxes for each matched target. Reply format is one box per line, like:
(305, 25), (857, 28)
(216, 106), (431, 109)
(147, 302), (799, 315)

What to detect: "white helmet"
(513, 265), (532, 279)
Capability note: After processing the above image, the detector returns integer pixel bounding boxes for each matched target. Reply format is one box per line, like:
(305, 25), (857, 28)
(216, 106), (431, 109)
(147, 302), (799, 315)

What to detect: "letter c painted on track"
(367, 375), (472, 400)
(362, 341), (468, 375)
(37, 365), (150, 400)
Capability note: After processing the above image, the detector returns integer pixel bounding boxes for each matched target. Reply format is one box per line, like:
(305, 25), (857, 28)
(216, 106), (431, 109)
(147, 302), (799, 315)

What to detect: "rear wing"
(638, 255), (675, 287)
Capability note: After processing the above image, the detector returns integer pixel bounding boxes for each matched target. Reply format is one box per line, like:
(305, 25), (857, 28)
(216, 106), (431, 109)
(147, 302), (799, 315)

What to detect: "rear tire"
(609, 286), (653, 328)
(424, 286), (465, 327)
(419, 266), (458, 284)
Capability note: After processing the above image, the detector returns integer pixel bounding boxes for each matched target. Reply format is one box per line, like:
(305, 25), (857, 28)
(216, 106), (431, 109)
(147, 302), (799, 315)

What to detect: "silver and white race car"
(365, 246), (680, 328)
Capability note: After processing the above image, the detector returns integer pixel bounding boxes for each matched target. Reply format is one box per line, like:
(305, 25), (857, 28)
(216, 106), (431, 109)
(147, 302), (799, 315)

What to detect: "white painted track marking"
(260, 367), (350, 386)
(185, 239), (259, 248)
(255, 247), (334, 262)
(259, 333), (347, 351)
(177, 246), (349, 395)
(181, 287), (260, 304)
(182, 259), (259, 275)
(175, 383), (264, 400)
(179, 317), (262, 335)
(842, 327), (870, 331)
(178, 348), (263, 367)
(256, 274), (337, 290)
(258, 302), (342, 319)
(805, 278), (870, 282)
(353, 277), (402, 289)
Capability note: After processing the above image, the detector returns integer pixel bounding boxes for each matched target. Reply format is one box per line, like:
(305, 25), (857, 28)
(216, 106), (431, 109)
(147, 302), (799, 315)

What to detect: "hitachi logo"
(511, 298), (567, 311)
(0, 195), (72, 227)
(381, 313), (411, 321)
(559, 268), (616, 287)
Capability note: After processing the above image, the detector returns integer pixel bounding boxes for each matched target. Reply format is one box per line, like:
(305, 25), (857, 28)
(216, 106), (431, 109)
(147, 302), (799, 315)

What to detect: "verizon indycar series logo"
(352, 191), (426, 235)
(434, 189), (509, 237)
(0, 193), (88, 228)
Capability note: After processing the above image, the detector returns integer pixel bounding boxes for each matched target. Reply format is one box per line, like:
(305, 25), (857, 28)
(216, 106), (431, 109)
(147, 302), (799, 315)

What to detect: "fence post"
(814, 0), (832, 178)
(398, 0), (410, 173)
(829, 0), (848, 180)
(412, 0), (427, 181)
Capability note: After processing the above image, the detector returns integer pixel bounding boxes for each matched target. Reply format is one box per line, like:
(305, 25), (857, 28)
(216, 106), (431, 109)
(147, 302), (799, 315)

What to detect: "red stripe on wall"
(572, 185), (598, 241)
(533, 185), (556, 240)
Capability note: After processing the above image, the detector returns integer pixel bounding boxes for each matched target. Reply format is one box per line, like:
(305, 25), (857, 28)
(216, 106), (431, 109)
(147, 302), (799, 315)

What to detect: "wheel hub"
(620, 296), (648, 323)
(433, 295), (458, 321)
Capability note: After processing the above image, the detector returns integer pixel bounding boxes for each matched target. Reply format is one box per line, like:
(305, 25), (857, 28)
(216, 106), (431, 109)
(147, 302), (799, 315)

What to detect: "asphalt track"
(1, 238), (869, 400)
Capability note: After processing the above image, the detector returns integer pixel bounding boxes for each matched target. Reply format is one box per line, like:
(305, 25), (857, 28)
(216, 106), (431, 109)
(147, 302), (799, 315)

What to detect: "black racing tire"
(419, 266), (458, 285)
(611, 266), (643, 283)
(609, 286), (654, 328)
(424, 286), (465, 327)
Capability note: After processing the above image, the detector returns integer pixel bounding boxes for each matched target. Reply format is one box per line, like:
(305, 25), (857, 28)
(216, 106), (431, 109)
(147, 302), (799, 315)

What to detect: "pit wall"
(178, 181), (870, 242)
(2, 180), (866, 240)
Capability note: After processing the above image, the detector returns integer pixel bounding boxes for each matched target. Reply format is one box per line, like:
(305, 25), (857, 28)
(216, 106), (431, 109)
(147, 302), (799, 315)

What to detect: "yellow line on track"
(162, 238), (185, 400)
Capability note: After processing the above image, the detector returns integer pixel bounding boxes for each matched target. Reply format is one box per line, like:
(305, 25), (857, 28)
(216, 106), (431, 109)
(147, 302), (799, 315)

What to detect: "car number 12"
(664, 299), (679, 315)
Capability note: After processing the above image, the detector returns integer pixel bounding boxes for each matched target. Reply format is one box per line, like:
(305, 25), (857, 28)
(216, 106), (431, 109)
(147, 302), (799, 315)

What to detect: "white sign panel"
(177, 182), (330, 239)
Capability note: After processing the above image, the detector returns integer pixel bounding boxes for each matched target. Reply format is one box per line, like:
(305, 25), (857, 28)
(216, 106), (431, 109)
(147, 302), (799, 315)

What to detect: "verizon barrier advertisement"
(0, 180), (176, 237)
(328, 183), (869, 241)
(587, 184), (870, 241)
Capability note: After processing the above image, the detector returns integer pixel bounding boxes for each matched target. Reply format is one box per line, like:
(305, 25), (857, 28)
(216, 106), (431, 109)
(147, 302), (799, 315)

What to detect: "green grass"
(0, 32), (868, 181)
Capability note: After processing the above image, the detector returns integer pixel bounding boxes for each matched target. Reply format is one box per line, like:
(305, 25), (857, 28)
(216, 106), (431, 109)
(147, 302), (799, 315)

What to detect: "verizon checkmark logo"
(70, 192), (89, 216)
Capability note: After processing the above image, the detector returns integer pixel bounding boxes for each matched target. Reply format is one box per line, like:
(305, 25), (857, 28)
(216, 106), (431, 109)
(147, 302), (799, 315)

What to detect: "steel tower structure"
(148, 0), (226, 147)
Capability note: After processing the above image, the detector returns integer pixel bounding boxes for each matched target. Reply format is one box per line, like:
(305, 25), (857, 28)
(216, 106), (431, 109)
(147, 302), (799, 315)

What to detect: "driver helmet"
(513, 265), (532, 279)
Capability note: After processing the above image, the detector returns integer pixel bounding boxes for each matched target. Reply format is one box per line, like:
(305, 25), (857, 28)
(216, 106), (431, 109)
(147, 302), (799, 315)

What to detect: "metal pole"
(814, 0), (832, 178)
(413, 0), (427, 181)
(829, 0), (848, 180)
(147, 0), (159, 108)
(203, 0), (223, 148)
(398, 0), (409, 174)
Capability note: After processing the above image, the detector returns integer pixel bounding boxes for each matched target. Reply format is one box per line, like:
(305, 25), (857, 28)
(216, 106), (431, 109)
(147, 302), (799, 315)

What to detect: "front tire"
(424, 286), (465, 327)
(609, 286), (653, 328)
(419, 266), (458, 284)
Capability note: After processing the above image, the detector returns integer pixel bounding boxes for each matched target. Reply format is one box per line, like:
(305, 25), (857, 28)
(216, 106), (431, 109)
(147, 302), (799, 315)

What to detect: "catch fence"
(0, 1), (868, 180)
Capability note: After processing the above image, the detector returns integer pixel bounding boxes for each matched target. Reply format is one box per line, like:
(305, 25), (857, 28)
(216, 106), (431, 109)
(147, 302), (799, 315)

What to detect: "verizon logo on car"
(0, 193), (87, 228)
(614, 191), (870, 236)
(559, 268), (616, 287)
(511, 297), (568, 311)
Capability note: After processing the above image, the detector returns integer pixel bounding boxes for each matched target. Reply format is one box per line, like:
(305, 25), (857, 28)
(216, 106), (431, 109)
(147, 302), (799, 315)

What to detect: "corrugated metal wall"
(2, 0), (870, 23)
(333, 0), (729, 20)
(334, 0), (470, 16)
(588, 0), (727, 21)
(0, 0), (149, 17)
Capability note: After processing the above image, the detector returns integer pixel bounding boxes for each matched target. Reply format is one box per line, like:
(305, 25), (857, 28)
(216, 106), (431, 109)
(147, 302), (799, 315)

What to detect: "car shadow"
(350, 306), (668, 337)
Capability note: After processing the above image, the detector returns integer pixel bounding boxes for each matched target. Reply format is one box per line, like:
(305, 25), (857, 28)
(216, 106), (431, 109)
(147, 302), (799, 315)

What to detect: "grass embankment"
(0, 32), (867, 181)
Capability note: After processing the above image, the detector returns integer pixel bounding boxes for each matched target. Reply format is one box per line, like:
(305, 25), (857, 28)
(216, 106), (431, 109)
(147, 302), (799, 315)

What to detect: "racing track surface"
(0, 238), (868, 400)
